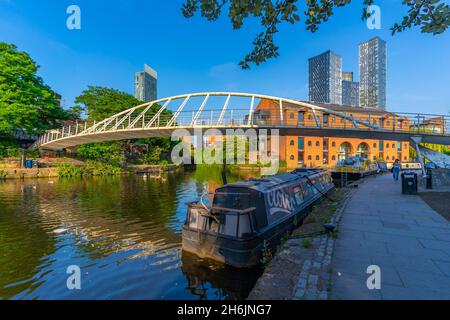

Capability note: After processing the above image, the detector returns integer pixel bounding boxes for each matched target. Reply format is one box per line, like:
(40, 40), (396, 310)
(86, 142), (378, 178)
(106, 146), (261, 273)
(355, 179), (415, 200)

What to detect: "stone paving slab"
(330, 174), (450, 300)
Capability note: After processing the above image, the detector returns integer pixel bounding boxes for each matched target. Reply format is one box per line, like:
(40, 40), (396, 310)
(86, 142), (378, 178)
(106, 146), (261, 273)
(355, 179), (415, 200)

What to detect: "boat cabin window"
(213, 190), (251, 210)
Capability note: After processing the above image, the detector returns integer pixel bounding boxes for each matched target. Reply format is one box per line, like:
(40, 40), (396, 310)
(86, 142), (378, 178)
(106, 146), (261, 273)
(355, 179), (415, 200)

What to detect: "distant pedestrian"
(392, 159), (401, 181)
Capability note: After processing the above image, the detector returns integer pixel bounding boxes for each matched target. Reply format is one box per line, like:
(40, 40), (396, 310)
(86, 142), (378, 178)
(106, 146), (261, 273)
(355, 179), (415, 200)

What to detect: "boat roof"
(221, 168), (326, 192)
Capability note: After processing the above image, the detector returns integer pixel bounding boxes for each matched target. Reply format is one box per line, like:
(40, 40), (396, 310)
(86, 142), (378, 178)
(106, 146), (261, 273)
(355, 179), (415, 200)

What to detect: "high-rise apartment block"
(341, 71), (360, 107)
(135, 64), (157, 102)
(308, 51), (342, 104)
(359, 37), (386, 110)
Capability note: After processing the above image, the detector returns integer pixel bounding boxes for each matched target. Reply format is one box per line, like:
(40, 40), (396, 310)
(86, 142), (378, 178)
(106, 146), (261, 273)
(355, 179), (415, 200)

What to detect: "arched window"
(332, 155), (336, 161)
(308, 115), (312, 120)
(404, 156), (407, 160)
(356, 143), (370, 159)
(316, 155), (320, 160)
(290, 140), (295, 146)
(290, 113), (295, 119)
(386, 144), (389, 148)
(338, 142), (352, 161)
(290, 155), (295, 160)
(308, 141), (312, 147)
(392, 143), (395, 149)
(316, 141), (320, 147)
(332, 141), (336, 147)
(373, 143), (377, 148)
(308, 155), (312, 160)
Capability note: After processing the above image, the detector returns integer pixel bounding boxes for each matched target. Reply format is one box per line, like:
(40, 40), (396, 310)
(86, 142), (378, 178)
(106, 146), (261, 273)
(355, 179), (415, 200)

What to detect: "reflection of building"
(359, 37), (386, 110)
(135, 64), (157, 102)
(256, 99), (410, 168)
(308, 51), (342, 104)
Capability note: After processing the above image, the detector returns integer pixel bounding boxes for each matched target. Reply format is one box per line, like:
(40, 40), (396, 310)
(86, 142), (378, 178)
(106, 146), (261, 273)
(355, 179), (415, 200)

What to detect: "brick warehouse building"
(254, 99), (410, 169)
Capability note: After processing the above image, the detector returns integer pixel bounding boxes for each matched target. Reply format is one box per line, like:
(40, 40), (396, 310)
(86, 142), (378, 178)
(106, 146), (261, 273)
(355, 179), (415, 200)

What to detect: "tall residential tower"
(359, 37), (386, 110)
(341, 71), (360, 107)
(135, 64), (157, 102)
(308, 50), (342, 104)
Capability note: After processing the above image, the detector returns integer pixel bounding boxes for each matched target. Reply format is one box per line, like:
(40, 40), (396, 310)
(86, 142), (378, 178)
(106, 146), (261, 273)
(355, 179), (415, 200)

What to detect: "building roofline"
(359, 36), (386, 46)
(308, 50), (342, 61)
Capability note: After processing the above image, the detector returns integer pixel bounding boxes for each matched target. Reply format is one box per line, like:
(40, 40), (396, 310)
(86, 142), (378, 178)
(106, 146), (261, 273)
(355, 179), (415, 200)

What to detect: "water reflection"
(0, 167), (261, 300)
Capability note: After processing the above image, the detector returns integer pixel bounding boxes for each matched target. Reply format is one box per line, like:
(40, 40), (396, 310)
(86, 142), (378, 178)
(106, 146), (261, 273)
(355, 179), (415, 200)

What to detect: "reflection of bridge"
(35, 92), (450, 150)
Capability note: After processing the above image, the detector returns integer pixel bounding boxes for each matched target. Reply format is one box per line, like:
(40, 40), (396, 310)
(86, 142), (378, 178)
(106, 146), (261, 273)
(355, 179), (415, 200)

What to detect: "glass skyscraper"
(308, 50), (342, 104)
(341, 71), (360, 107)
(359, 37), (386, 110)
(135, 64), (157, 102)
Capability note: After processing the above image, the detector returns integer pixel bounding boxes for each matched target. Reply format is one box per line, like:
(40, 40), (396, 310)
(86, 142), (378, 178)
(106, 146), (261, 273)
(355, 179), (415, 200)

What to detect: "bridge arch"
(33, 92), (450, 150)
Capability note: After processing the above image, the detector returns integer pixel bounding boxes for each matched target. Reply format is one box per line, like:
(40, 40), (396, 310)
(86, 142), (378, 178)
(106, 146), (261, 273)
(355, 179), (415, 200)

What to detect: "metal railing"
(34, 92), (450, 149)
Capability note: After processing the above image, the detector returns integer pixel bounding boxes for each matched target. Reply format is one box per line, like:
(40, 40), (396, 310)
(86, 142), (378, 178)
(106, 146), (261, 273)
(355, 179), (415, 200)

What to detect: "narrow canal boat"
(182, 168), (335, 268)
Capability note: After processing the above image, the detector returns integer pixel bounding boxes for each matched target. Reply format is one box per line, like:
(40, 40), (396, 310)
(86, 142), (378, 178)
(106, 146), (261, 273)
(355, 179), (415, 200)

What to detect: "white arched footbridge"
(35, 92), (450, 150)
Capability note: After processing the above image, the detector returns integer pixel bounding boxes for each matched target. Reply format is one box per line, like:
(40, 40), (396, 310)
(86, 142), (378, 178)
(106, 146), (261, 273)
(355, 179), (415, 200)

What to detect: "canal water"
(0, 167), (263, 300)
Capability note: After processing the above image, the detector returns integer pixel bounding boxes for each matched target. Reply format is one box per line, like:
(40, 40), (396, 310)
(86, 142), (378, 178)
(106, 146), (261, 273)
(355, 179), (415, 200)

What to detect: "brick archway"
(338, 142), (353, 161)
(356, 142), (370, 159)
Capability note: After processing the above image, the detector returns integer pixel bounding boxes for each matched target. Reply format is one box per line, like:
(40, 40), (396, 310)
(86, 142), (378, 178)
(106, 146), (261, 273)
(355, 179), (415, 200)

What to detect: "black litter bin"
(401, 172), (418, 195)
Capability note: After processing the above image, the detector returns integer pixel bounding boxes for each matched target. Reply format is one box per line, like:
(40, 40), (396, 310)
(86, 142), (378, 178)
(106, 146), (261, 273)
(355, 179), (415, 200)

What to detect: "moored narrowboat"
(331, 156), (379, 181)
(182, 168), (334, 268)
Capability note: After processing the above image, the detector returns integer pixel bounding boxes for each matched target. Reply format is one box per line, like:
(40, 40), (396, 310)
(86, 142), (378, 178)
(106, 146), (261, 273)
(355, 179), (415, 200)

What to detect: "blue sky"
(0, 0), (449, 115)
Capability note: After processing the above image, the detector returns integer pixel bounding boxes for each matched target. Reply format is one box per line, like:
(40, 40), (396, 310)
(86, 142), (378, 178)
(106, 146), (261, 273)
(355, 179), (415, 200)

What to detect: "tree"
(0, 42), (68, 136)
(75, 86), (142, 121)
(181, 0), (450, 69)
(73, 86), (175, 165)
(66, 105), (85, 121)
(77, 142), (125, 166)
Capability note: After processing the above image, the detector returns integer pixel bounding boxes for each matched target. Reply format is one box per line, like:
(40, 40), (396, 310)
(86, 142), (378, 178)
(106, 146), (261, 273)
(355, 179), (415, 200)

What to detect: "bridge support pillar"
(411, 136), (426, 177)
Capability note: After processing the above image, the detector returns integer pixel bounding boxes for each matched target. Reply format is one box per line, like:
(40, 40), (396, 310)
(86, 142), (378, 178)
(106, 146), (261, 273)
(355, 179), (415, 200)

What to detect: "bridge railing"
(35, 95), (450, 148)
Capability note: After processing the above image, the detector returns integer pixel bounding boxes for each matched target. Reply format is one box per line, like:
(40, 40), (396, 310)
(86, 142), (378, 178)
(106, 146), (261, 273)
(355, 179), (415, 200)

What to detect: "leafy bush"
(57, 161), (121, 177)
(76, 142), (125, 166)
(0, 140), (20, 158)
(57, 163), (84, 177)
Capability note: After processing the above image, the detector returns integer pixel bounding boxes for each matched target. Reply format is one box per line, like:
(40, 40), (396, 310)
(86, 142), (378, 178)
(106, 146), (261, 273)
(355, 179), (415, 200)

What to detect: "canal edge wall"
(247, 182), (358, 300)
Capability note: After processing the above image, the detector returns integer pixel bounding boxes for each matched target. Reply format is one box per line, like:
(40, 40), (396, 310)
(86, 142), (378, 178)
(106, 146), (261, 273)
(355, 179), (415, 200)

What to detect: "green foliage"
(66, 105), (85, 120)
(301, 238), (312, 249)
(57, 161), (122, 178)
(260, 240), (273, 267)
(0, 139), (20, 157)
(422, 143), (450, 155)
(84, 161), (122, 176)
(57, 163), (85, 177)
(73, 87), (174, 165)
(182, 0), (449, 68)
(75, 86), (142, 121)
(0, 42), (68, 136)
(77, 142), (125, 166)
(392, 0), (450, 35)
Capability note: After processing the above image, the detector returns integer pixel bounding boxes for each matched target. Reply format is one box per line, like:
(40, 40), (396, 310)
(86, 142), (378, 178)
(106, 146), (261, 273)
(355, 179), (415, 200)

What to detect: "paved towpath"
(331, 173), (450, 299)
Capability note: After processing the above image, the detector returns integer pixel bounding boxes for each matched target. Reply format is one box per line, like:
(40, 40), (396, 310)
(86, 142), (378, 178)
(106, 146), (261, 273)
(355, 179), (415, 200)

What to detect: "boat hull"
(182, 185), (334, 268)
(331, 169), (378, 181)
